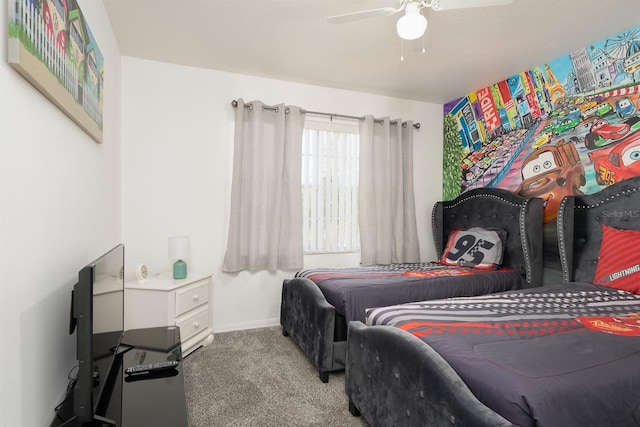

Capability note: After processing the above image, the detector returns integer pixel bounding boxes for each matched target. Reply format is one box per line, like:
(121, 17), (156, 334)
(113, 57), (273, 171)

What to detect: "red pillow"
(593, 224), (640, 294)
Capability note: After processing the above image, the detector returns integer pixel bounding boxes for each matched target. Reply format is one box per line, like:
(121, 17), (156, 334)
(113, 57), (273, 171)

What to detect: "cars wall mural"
(443, 26), (640, 228)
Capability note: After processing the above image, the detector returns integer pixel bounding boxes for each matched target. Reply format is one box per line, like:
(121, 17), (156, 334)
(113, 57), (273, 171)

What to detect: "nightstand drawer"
(175, 279), (209, 317)
(126, 273), (214, 356)
(176, 305), (210, 342)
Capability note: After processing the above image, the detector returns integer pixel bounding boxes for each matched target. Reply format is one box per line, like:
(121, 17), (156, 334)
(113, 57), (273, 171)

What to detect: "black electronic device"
(124, 360), (180, 375)
(65, 244), (128, 426)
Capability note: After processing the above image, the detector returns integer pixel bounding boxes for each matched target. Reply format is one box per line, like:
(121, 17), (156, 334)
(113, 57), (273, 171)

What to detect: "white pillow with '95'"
(439, 227), (507, 270)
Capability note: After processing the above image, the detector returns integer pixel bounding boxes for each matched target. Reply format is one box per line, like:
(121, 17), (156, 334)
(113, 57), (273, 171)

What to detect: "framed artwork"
(8, 0), (104, 143)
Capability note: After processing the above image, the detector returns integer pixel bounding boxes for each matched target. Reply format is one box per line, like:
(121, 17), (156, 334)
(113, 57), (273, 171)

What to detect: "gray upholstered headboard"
(431, 188), (544, 288)
(558, 176), (640, 283)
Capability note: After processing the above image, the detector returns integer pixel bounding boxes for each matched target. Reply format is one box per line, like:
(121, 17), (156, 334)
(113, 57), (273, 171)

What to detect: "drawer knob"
(193, 322), (200, 329)
(193, 294), (200, 301)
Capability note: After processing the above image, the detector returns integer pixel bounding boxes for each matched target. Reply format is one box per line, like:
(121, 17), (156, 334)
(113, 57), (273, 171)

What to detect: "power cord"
(54, 365), (79, 422)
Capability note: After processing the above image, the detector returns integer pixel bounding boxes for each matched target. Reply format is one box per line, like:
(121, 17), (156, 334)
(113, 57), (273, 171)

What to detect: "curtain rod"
(231, 99), (420, 129)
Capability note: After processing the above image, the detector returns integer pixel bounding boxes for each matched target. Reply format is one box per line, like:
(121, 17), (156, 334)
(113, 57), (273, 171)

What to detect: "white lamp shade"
(168, 236), (191, 260)
(396, 6), (427, 40)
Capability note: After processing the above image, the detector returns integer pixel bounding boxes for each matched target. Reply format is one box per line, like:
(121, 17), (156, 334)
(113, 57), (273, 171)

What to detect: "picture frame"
(8, 0), (104, 143)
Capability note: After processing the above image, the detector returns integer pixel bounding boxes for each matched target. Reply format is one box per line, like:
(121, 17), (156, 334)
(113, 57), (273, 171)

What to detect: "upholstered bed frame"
(345, 176), (640, 426)
(281, 187), (544, 382)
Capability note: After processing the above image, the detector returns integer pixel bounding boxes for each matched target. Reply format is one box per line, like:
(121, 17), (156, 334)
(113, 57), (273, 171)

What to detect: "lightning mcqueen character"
(584, 117), (640, 150)
(589, 130), (640, 186)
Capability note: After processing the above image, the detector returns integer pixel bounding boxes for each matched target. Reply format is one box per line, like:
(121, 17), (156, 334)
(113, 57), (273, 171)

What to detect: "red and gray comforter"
(366, 282), (640, 427)
(296, 262), (523, 323)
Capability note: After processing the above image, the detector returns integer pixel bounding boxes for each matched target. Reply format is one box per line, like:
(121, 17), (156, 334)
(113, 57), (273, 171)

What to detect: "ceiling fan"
(328, 0), (515, 41)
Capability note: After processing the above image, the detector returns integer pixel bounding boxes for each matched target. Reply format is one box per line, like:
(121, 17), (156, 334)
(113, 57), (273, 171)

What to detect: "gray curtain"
(223, 99), (305, 272)
(358, 116), (420, 265)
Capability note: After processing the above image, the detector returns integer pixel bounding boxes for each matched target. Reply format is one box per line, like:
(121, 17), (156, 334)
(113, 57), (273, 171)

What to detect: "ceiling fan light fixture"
(396, 3), (427, 40)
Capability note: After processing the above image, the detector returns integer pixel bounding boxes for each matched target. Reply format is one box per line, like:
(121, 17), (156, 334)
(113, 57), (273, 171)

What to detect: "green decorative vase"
(173, 259), (187, 279)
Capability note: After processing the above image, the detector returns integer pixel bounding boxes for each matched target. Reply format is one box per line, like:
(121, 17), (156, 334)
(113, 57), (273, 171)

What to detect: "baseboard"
(213, 317), (280, 334)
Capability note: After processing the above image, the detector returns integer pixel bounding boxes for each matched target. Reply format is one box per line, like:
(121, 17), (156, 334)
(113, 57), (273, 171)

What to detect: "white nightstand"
(125, 273), (214, 357)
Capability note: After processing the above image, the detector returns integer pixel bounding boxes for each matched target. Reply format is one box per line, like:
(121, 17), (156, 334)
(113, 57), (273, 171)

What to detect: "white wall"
(0, 6), (443, 423)
(121, 57), (443, 332)
(0, 2), (121, 426)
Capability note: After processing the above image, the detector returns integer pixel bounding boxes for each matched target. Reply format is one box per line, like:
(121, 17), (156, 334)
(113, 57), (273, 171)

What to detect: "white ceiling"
(103, 0), (640, 104)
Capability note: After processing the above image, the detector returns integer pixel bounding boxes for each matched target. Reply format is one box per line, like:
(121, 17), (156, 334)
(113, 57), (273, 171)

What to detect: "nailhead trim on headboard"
(431, 202), (439, 255)
(557, 196), (571, 283)
(573, 186), (640, 209)
(520, 197), (532, 286)
(444, 193), (522, 209)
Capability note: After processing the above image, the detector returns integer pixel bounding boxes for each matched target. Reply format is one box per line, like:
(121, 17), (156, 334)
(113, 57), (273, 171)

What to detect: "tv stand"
(52, 327), (188, 427)
(57, 413), (116, 427)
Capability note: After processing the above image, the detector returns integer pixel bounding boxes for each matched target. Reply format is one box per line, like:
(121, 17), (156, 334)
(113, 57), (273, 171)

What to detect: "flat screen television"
(68, 244), (128, 425)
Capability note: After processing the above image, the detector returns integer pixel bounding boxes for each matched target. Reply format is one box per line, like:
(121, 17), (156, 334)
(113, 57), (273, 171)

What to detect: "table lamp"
(168, 236), (191, 279)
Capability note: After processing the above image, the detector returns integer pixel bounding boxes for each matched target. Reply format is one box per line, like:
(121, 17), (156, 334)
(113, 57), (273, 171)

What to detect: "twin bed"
(280, 187), (544, 382)
(346, 176), (640, 426)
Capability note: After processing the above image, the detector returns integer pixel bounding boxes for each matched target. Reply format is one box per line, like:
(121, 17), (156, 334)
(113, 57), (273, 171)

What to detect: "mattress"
(296, 262), (524, 323)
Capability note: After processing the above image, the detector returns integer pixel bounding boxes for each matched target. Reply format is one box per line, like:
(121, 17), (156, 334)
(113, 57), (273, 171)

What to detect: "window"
(301, 119), (360, 253)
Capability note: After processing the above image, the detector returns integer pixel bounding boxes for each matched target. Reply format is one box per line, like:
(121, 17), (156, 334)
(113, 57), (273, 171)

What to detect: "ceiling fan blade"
(431, 0), (514, 10)
(327, 7), (401, 24)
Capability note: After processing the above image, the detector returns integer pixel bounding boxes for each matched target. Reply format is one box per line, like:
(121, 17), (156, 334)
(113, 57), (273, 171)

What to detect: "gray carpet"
(183, 326), (369, 427)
